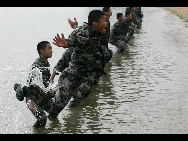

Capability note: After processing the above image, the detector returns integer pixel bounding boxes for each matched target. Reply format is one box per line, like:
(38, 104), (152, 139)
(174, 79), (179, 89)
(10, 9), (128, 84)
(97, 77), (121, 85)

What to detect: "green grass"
(165, 8), (188, 22)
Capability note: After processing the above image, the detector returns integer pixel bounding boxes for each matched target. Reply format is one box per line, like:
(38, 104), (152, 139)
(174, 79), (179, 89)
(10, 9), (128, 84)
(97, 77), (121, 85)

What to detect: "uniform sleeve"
(53, 48), (73, 73)
(110, 23), (119, 41)
(66, 28), (90, 48)
(122, 19), (130, 35)
(111, 24), (119, 36)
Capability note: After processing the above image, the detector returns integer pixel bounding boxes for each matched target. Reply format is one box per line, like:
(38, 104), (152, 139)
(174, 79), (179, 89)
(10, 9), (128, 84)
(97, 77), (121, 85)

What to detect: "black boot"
(69, 92), (83, 107)
(14, 83), (27, 101)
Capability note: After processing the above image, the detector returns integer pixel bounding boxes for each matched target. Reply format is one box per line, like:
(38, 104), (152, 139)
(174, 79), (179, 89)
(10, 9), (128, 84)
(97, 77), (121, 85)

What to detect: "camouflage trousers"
(25, 85), (52, 127)
(45, 67), (102, 118)
(71, 48), (113, 106)
(111, 36), (130, 53)
(26, 97), (47, 127)
(69, 69), (102, 107)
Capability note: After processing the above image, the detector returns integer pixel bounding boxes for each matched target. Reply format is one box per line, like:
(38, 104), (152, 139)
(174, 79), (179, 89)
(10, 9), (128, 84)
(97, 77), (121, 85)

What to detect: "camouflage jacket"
(135, 7), (143, 18)
(29, 56), (51, 88)
(54, 22), (112, 75)
(110, 18), (130, 43)
(63, 23), (104, 78)
(53, 47), (73, 74)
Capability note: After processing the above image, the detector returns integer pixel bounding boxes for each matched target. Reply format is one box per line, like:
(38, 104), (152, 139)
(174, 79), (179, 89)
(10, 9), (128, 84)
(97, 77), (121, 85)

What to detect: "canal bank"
(163, 7), (188, 27)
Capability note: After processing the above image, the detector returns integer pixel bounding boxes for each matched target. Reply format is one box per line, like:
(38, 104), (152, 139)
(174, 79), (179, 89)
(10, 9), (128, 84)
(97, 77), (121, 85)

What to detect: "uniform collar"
(39, 56), (49, 66)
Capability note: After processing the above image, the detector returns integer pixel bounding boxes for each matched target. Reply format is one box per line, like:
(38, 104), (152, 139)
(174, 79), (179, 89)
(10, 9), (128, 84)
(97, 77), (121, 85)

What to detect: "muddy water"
(1, 7), (188, 134)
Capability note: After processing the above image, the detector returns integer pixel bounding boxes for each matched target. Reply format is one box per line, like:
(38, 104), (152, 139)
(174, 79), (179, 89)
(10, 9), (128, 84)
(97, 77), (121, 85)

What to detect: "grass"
(165, 8), (188, 22)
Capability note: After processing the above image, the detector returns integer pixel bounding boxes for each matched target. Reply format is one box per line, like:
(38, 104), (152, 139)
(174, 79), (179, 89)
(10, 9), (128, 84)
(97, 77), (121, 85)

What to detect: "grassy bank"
(164, 7), (188, 22)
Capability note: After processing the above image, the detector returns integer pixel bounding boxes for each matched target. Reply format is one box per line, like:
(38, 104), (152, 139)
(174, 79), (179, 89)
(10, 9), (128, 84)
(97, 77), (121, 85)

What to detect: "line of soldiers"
(14, 7), (143, 128)
(110, 7), (143, 52)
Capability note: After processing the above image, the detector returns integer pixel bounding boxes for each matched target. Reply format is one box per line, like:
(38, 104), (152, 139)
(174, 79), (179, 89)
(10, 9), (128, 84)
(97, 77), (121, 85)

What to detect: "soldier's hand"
(68, 17), (78, 29)
(52, 33), (68, 48)
(50, 71), (56, 83)
(136, 18), (140, 23)
(130, 26), (134, 29)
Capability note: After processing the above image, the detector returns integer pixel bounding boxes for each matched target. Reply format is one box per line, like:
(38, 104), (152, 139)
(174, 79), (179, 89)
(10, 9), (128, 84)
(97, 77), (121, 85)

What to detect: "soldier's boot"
(79, 83), (91, 98)
(69, 91), (83, 107)
(14, 83), (27, 101)
(117, 47), (125, 53)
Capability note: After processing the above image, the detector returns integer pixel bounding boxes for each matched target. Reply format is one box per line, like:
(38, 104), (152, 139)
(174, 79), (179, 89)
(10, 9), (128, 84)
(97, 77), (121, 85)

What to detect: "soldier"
(102, 7), (113, 60)
(102, 7), (112, 45)
(50, 46), (88, 107)
(124, 10), (135, 38)
(53, 8), (113, 107)
(135, 7), (143, 19)
(50, 45), (91, 107)
(110, 13), (131, 53)
(14, 41), (56, 128)
(129, 7), (142, 28)
(43, 10), (108, 119)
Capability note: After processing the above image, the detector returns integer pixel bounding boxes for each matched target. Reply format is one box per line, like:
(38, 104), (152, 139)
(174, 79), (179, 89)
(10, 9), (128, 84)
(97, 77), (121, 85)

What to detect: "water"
(1, 7), (188, 134)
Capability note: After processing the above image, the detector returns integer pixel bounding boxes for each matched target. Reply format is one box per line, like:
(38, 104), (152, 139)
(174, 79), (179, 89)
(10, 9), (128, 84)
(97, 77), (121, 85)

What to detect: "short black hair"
(117, 13), (123, 19)
(103, 7), (110, 12)
(130, 7), (136, 11)
(37, 41), (50, 55)
(125, 11), (131, 17)
(88, 10), (105, 26)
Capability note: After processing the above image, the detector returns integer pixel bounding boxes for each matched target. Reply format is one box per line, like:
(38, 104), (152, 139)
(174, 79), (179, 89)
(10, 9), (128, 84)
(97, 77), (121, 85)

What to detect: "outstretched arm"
(50, 71), (56, 83)
(52, 33), (68, 48)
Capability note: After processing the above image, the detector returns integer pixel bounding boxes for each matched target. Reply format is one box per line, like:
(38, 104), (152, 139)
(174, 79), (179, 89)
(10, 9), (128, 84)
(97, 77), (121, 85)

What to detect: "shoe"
(79, 83), (91, 98)
(14, 83), (27, 101)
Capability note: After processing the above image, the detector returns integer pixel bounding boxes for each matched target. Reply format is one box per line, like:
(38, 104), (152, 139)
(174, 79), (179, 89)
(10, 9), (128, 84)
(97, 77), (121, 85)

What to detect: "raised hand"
(52, 33), (68, 48)
(68, 17), (78, 29)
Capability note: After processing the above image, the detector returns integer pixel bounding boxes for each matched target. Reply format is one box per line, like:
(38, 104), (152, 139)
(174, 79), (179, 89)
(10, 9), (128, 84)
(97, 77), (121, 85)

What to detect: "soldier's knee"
(79, 83), (91, 98)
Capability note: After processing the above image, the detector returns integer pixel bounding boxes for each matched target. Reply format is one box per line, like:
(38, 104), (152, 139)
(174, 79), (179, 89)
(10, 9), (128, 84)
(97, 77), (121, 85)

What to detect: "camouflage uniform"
(45, 23), (106, 118)
(52, 47), (83, 106)
(123, 17), (134, 38)
(25, 57), (53, 127)
(135, 7), (143, 19)
(53, 47), (73, 75)
(53, 20), (113, 107)
(125, 7), (142, 28)
(110, 18), (131, 52)
(75, 19), (112, 106)
(14, 55), (56, 127)
(132, 12), (142, 28)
